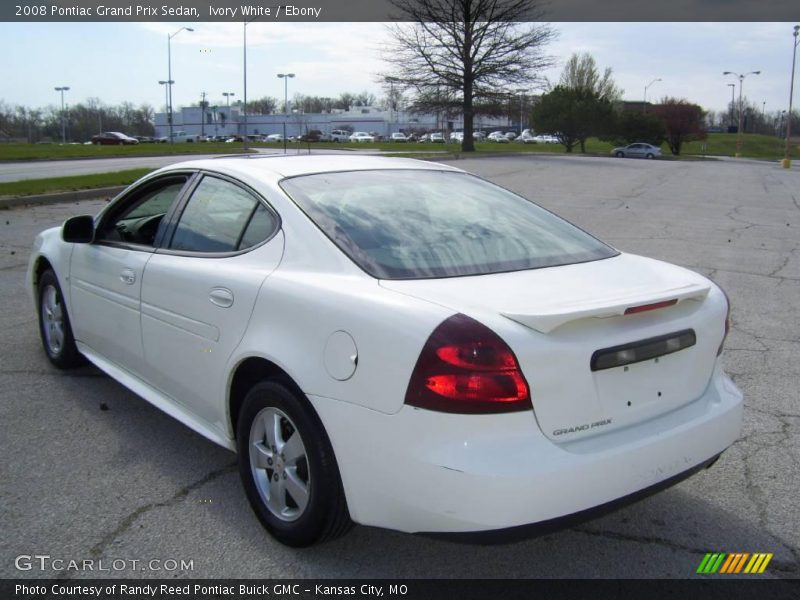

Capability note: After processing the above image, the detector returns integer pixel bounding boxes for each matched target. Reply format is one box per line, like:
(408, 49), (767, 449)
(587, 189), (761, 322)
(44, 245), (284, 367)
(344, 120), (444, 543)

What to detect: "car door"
(69, 174), (193, 375)
(629, 143), (646, 157)
(139, 173), (283, 428)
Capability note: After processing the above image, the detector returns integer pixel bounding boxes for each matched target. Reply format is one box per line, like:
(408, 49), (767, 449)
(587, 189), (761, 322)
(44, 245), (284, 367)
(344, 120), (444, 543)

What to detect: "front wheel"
(237, 380), (352, 546)
(615, 151), (624, 158)
(38, 269), (83, 369)
(646, 153), (655, 159)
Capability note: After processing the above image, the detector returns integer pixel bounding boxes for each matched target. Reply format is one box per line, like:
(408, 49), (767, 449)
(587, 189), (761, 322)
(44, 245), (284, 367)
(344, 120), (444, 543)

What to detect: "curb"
(0, 185), (125, 209)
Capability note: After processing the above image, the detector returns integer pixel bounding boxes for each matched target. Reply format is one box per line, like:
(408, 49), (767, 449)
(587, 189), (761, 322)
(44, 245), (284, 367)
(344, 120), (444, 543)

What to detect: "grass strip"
(0, 168), (154, 197)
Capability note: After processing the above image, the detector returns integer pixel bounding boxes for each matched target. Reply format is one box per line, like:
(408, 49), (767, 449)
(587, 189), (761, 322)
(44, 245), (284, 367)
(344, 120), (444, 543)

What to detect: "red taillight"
(718, 286), (731, 356)
(405, 314), (531, 414)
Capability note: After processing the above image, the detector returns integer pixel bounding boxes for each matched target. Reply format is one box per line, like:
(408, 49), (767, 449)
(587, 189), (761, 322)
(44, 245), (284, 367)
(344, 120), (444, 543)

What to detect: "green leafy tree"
(654, 97), (707, 155)
(605, 111), (666, 146)
(533, 86), (614, 152)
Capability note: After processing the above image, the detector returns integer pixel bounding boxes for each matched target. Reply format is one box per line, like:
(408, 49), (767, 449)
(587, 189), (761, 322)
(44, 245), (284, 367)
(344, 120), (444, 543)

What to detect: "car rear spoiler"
(501, 282), (710, 334)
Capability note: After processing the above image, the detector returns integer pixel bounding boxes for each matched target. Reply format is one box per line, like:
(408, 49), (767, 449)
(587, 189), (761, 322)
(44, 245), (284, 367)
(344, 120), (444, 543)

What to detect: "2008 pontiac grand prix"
(28, 155), (742, 546)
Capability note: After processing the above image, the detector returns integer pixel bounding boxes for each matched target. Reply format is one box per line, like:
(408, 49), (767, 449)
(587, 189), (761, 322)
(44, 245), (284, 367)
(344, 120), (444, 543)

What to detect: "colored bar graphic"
(699, 552), (772, 574)
(697, 553), (727, 573)
(733, 553), (750, 573)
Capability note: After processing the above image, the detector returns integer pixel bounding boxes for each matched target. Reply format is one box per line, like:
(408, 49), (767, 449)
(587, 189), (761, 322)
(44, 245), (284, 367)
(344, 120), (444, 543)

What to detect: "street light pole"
(515, 90), (525, 132)
(782, 25), (800, 169)
(158, 80), (173, 139)
(242, 18), (258, 152)
(727, 83), (736, 127)
(222, 92), (234, 135)
(724, 70), (760, 157)
(277, 73), (295, 153)
(54, 86), (70, 144)
(167, 26), (193, 144)
(385, 76), (399, 136)
(643, 78), (661, 112)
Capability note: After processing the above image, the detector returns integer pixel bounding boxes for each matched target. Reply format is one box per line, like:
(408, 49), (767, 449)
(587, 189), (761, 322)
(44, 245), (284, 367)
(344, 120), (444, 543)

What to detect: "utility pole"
(200, 91), (207, 138)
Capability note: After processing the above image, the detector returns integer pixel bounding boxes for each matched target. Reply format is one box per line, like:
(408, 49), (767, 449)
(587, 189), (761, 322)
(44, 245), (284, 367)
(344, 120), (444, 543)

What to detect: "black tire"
(615, 151), (624, 158)
(37, 269), (83, 369)
(646, 153), (655, 159)
(237, 380), (352, 547)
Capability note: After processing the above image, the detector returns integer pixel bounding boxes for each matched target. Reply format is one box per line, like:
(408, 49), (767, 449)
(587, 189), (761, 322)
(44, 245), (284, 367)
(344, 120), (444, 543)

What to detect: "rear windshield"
(280, 169), (617, 279)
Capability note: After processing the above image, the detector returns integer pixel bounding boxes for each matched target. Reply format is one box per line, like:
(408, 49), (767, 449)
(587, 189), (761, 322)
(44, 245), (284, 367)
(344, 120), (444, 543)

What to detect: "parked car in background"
(172, 131), (202, 143)
(134, 136), (156, 144)
(349, 132), (375, 143)
(90, 132), (139, 145)
(517, 130), (537, 144)
(390, 133), (408, 143)
(504, 132), (517, 140)
(266, 134), (284, 143)
(488, 131), (510, 143)
(330, 130), (351, 143)
(29, 155), (742, 547)
(533, 134), (559, 144)
(429, 132), (445, 143)
(612, 143), (662, 159)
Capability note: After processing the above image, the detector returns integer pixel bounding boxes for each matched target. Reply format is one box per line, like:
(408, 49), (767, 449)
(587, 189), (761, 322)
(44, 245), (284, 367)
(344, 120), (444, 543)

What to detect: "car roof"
(161, 154), (463, 181)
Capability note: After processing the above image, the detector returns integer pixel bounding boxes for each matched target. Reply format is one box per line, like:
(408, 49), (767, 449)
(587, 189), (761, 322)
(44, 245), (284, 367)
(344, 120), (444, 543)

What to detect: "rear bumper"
(309, 364), (743, 534)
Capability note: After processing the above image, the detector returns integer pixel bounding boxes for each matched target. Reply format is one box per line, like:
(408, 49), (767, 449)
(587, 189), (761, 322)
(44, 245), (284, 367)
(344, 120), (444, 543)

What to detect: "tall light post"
(726, 83), (736, 128)
(385, 76), (399, 136)
(277, 73), (295, 153)
(54, 86), (70, 144)
(782, 25), (799, 169)
(242, 17), (258, 152)
(643, 78), (661, 112)
(724, 70), (760, 157)
(158, 80), (172, 138)
(514, 89), (526, 133)
(222, 92), (234, 134)
(167, 26), (193, 144)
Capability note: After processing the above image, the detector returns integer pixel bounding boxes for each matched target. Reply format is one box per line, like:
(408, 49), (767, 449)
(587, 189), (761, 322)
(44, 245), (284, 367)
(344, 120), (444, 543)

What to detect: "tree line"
(0, 99), (155, 143)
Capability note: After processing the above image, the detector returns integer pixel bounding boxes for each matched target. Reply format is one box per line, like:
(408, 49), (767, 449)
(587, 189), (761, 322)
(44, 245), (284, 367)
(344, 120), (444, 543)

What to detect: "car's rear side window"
(169, 176), (277, 253)
(280, 169), (617, 279)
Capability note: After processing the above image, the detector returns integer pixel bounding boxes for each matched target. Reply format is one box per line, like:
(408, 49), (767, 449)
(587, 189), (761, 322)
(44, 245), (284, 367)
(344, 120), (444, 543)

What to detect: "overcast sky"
(1, 22), (796, 118)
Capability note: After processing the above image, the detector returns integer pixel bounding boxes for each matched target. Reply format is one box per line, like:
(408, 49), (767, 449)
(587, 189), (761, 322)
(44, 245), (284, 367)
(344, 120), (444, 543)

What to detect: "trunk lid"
(381, 254), (725, 442)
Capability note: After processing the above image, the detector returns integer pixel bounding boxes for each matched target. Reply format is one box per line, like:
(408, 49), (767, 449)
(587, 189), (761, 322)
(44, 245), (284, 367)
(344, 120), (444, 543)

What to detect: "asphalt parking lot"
(0, 154), (798, 580)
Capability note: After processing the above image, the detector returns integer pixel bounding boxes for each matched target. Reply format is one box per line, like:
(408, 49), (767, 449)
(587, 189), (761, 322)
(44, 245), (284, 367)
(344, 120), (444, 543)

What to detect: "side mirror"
(62, 215), (95, 244)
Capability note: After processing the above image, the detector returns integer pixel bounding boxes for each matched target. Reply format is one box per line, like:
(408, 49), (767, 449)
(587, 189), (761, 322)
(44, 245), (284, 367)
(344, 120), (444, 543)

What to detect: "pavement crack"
(87, 463), (237, 559)
(573, 526), (707, 554)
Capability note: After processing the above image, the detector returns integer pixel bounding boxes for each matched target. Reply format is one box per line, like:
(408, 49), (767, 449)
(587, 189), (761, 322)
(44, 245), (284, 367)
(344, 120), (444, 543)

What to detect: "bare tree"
(384, 0), (555, 151)
(558, 52), (622, 101)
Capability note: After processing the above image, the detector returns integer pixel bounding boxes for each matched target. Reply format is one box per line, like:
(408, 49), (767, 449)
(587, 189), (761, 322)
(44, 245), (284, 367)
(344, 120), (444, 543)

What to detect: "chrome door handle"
(120, 269), (136, 285)
(209, 287), (234, 308)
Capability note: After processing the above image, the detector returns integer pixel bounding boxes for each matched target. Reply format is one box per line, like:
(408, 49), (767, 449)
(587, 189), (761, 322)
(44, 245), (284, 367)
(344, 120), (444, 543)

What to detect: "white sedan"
(487, 131), (511, 143)
(29, 156), (742, 547)
(349, 132), (375, 143)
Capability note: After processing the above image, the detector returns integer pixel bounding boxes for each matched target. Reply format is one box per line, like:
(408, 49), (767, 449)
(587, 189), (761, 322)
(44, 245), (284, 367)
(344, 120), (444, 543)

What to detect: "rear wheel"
(38, 269), (83, 369)
(237, 380), (352, 546)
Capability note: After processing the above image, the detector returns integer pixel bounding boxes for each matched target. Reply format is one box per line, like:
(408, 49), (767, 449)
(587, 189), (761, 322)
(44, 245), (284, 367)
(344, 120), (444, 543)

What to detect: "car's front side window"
(96, 176), (189, 247)
(168, 175), (277, 253)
